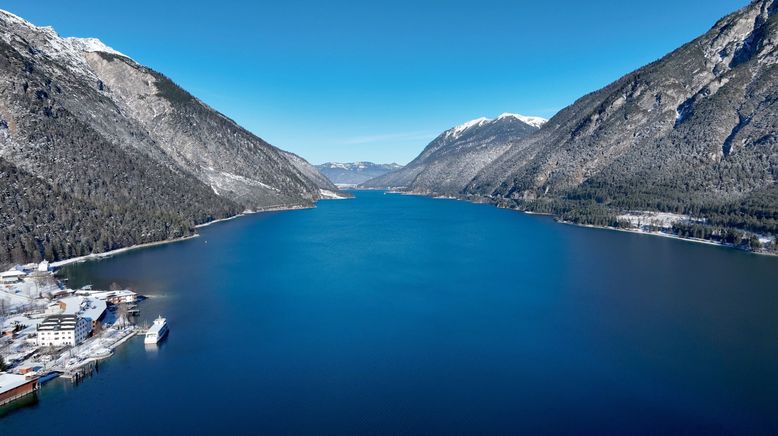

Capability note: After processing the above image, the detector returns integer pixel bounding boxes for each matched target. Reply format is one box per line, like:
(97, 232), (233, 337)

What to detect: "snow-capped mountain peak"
(0, 9), (36, 31)
(444, 113), (547, 139)
(63, 37), (125, 57)
(496, 113), (548, 128)
(316, 162), (404, 185)
(0, 8), (129, 83)
(447, 117), (490, 138)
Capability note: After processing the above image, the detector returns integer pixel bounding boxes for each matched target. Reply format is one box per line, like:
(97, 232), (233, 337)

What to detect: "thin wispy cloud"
(342, 131), (437, 145)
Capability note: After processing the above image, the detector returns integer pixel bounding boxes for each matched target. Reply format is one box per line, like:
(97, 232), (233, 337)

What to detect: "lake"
(3, 190), (778, 434)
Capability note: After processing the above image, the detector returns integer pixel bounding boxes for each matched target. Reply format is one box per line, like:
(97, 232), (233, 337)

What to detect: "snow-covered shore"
(381, 189), (776, 256)
(50, 198), (346, 268)
(194, 204), (310, 229)
(558, 220), (744, 250)
(50, 235), (200, 268)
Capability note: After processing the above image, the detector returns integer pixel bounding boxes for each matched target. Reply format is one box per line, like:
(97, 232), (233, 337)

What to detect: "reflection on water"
(0, 392), (39, 418)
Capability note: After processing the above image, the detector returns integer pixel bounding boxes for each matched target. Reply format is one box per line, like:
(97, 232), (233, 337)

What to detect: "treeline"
(490, 188), (777, 253)
(671, 223), (765, 250)
(0, 157), (239, 266)
(0, 67), (242, 266)
(494, 197), (623, 228)
(562, 177), (778, 241)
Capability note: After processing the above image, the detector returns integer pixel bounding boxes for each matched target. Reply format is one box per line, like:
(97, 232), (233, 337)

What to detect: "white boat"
(144, 316), (169, 344)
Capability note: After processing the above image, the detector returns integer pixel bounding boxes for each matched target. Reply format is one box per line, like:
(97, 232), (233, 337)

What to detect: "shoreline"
(50, 235), (201, 268)
(380, 189), (776, 257)
(52, 204), (313, 268)
(46, 190), (776, 268)
(556, 220), (777, 256)
(194, 204), (310, 229)
(59, 330), (138, 377)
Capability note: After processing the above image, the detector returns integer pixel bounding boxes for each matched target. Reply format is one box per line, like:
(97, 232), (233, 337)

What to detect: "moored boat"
(144, 316), (169, 344)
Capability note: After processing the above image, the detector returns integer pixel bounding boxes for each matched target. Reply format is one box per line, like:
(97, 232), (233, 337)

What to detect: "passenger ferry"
(144, 316), (169, 344)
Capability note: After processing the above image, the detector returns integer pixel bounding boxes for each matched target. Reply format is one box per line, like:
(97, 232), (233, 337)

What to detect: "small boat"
(144, 316), (169, 344)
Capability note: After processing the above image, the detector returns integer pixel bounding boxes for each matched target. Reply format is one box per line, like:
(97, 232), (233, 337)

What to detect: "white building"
(0, 270), (26, 284)
(36, 315), (91, 347)
(74, 289), (138, 304)
(57, 296), (107, 329)
(37, 260), (50, 272)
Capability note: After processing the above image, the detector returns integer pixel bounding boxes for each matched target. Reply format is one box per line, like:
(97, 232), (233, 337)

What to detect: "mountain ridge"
(360, 114), (545, 193)
(365, 0), (777, 250)
(316, 161), (403, 186)
(0, 9), (338, 264)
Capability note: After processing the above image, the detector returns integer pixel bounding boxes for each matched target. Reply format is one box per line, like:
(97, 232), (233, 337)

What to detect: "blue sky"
(5, 0), (748, 164)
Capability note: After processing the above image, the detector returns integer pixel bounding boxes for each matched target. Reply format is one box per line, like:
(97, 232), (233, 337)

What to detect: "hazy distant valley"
(316, 162), (402, 186)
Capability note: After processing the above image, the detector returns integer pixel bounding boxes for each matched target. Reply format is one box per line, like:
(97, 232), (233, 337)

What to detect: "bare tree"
(115, 303), (129, 329)
(30, 273), (56, 299)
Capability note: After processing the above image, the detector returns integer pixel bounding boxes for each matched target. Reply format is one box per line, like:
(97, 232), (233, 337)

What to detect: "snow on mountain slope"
(0, 8), (338, 263)
(316, 162), (403, 185)
(63, 37), (125, 57)
(496, 113), (548, 128)
(361, 114), (544, 193)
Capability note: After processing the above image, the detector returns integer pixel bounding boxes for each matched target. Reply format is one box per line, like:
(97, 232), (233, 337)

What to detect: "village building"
(35, 315), (91, 347)
(57, 296), (107, 330)
(75, 289), (138, 304)
(0, 372), (40, 406)
(0, 270), (26, 284)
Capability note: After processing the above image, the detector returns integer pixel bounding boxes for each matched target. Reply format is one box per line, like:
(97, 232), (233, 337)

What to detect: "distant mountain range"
(0, 10), (339, 264)
(361, 113), (545, 193)
(316, 162), (403, 186)
(364, 0), (778, 248)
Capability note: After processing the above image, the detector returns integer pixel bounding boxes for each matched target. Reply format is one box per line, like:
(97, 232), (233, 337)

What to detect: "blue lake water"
(3, 190), (778, 434)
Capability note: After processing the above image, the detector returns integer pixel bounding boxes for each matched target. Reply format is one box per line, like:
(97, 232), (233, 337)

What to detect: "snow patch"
(617, 211), (705, 229)
(496, 113), (548, 128)
(445, 113), (547, 139)
(63, 37), (125, 57)
(446, 117), (490, 139)
(0, 8), (129, 84)
(319, 189), (347, 199)
(205, 169), (280, 194)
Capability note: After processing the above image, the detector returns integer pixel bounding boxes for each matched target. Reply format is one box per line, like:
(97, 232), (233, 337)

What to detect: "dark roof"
(37, 314), (80, 331)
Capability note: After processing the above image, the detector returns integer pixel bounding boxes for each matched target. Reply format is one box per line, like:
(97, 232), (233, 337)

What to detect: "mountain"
(0, 10), (338, 264)
(464, 0), (778, 240)
(361, 113), (546, 193)
(316, 162), (403, 186)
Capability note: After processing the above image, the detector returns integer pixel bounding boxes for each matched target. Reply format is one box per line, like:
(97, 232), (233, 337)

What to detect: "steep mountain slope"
(361, 114), (545, 193)
(0, 10), (335, 264)
(466, 0), (778, 238)
(83, 51), (336, 207)
(282, 151), (341, 195)
(316, 162), (403, 186)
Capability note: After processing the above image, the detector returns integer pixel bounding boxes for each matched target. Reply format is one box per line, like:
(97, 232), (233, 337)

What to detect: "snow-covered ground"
(617, 211), (705, 229)
(319, 189), (348, 199)
(1, 285), (141, 378)
(50, 235), (199, 268)
(0, 277), (58, 312)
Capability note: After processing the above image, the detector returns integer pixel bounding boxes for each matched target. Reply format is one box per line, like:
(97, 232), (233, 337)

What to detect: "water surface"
(4, 191), (778, 434)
